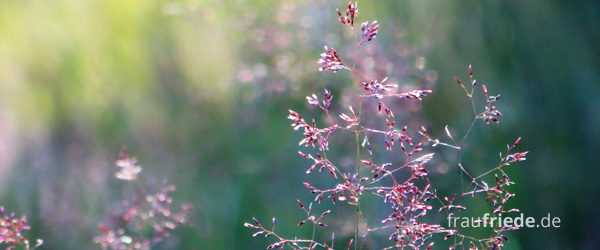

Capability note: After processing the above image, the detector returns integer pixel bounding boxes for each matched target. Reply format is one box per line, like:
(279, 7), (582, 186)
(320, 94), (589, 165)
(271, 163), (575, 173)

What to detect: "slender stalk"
(355, 131), (360, 250)
(353, 83), (362, 250)
(351, 24), (362, 250)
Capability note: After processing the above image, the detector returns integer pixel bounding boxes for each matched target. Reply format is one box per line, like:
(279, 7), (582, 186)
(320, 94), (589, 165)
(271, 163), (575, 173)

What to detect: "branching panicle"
(95, 150), (191, 250)
(247, 3), (526, 250)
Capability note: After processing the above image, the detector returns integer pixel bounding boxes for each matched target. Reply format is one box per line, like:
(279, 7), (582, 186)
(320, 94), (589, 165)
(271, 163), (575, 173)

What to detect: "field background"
(0, 0), (598, 249)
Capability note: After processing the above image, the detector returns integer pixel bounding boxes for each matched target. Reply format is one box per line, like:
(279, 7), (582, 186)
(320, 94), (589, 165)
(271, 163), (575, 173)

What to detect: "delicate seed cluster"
(288, 110), (336, 151)
(336, 1), (358, 27)
(318, 46), (349, 73)
(479, 85), (503, 124)
(115, 150), (142, 181)
(360, 21), (379, 44)
(95, 151), (191, 250)
(0, 207), (43, 250)
(306, 88), (333, 111)
(361, 77), (397, 100)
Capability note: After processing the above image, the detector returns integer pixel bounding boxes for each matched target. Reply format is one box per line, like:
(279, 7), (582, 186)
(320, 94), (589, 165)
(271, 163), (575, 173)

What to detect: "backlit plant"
(245, 1), (528, 249)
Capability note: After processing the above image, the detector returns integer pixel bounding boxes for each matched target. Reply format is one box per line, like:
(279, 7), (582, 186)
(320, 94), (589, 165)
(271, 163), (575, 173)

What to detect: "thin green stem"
(354, 96), (362, 250)
(309, 223), (317, 249)
(355, 131), (360, 250)
(351, 22), (363, 250)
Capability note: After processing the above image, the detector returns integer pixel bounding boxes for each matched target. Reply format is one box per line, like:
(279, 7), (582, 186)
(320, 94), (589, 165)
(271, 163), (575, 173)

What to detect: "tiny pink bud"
(513, 137), (521, 146)
(426, 242), (435, 250)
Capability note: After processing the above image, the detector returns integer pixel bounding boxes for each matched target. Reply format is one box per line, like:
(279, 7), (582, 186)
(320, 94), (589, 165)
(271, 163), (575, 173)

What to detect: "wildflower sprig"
(247, 2), (527, 249)
(244, 202), (334, 250)
(455, 65), (503, 125)
(94, 149), (191, 250)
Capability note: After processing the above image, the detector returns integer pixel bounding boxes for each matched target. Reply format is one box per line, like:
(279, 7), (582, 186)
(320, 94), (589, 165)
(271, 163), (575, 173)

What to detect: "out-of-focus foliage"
(0, 0), (597, 249)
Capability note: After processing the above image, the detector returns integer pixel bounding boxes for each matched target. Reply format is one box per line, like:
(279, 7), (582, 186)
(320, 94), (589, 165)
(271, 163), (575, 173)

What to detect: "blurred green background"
(0, 0), (598, 249)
